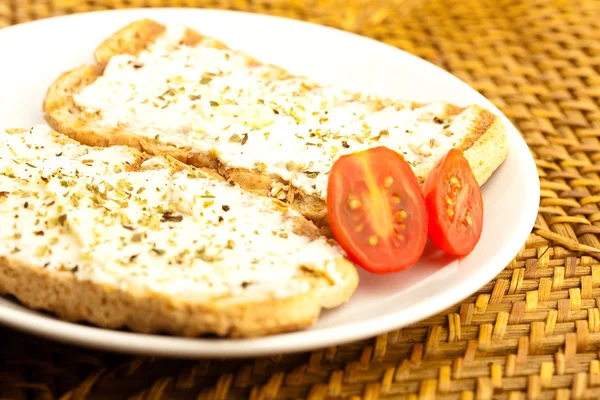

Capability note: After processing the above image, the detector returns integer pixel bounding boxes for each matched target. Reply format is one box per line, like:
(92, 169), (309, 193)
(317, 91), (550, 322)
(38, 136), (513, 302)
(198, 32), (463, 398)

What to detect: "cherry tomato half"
(423, 148), (484, 256)
(327, 146), (428, 274)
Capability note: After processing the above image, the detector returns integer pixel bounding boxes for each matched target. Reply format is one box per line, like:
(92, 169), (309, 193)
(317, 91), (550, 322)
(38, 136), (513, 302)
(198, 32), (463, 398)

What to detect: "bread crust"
(0, 128), (359, 338)
(0, 255), (357, 338)
(43, 19), (509, 229)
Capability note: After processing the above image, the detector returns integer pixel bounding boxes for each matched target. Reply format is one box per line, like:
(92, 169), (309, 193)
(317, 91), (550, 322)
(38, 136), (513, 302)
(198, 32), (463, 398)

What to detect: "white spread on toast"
(74, 23), (482, 199)
(0, 126), (344, 300)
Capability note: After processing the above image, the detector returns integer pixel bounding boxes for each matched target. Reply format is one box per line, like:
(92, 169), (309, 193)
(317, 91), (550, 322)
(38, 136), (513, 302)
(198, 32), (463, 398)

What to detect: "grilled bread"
(43, 19), (509, 228)
(0, 125), (358, 338)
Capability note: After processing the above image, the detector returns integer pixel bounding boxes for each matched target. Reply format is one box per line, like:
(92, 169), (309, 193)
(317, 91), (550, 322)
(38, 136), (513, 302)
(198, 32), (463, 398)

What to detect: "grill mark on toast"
(457, 108), (495, 153)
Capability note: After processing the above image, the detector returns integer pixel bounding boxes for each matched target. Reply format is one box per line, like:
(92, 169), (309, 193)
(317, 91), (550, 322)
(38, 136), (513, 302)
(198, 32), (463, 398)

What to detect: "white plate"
(0, 8), (539, 358)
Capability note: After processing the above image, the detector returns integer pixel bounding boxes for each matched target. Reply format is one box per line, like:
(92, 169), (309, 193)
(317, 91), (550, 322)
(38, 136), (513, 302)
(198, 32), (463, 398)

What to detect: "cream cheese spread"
(0, 126), (343, 300)
(73, 23), (482, 200)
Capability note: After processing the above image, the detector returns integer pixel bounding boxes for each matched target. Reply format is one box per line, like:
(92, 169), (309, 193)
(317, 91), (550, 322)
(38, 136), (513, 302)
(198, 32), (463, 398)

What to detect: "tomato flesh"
(423, 148), (483, 256)
(327, 146), (428, 274)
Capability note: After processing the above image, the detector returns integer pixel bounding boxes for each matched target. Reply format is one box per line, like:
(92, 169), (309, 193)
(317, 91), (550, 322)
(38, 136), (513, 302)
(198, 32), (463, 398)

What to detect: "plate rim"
(0, 7), (540, 358)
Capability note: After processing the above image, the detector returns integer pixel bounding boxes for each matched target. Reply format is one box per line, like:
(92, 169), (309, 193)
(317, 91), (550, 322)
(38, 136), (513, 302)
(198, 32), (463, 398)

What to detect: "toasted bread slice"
(43, 19), (509, 228)
(0, 125), (358, 338)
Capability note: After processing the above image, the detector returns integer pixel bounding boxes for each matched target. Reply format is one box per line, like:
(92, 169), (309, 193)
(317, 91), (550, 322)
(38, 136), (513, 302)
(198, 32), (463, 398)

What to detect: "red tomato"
(423, 148), (483, 256)
(327, 146), (428, 274)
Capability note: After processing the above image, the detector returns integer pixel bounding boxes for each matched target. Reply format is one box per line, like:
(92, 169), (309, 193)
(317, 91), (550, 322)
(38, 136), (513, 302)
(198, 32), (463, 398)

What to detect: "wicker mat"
(1, 0), (600, 398)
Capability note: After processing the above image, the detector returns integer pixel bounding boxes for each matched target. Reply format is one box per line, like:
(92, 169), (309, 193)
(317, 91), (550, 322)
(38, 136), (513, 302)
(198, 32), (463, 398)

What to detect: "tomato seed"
(396, 210), (408, 220)
(392, 195), (401, 204)
(369, 236), (378, 246)
(450, 176), (460, 186)
(356, 224), (364, 232)
(466, 213), (473, 226)
(348, 199), (362, 209)
(384, 176), (394, 187)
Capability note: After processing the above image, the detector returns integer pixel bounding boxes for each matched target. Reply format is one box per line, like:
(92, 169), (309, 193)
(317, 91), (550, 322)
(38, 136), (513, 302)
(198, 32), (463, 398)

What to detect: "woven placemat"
(1, 0), (600, 398)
